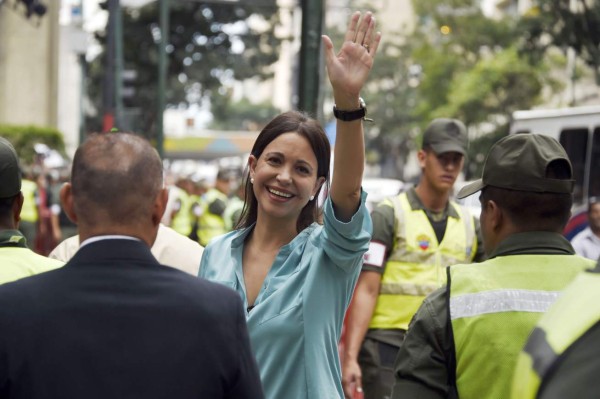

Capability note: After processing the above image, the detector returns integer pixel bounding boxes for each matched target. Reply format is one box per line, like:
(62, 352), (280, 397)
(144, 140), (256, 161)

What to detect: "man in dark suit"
(0, 132), (263, 399)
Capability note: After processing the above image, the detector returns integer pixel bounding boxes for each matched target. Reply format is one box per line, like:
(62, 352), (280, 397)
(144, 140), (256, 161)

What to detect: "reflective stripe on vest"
(369, 192), (477, 330)
(450, 289), (561, 320)
(511, 267), (600, 399)
(449, 255), (593, 399)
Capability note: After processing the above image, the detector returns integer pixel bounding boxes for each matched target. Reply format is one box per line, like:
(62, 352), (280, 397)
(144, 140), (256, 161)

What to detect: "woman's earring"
(309, 195), (315, 201)
(250, 178), (254, 184)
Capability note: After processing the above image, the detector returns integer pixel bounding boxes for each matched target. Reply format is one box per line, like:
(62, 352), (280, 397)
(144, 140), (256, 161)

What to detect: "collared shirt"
(391, 232), (582, 399)
(571, 227), (600, 260)
(0, 230), (64, 285)
(199, 192), (372, 399)
(80, 235), (140, 249)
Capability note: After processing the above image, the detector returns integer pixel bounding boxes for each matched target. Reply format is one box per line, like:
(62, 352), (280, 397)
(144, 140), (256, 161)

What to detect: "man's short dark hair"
(0, 195), (17, 219)
(71, 133), (163, 226)
(480, 159), (573, 232)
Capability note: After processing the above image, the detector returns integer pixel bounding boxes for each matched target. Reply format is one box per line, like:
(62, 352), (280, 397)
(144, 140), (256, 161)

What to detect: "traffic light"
(18, 0), (46, 19)
(121, 69), (137, 107)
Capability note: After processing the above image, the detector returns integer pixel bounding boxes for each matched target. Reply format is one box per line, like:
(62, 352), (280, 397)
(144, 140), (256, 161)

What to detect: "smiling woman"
(199, 10), (381, 399)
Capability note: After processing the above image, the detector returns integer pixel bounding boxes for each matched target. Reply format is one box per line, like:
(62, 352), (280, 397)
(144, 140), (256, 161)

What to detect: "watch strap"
(333, 97), (367, 122)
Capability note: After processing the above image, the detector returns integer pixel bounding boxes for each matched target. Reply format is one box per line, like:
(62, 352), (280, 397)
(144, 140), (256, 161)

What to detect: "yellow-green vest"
(369, 193), (476, 330)
(20, 179), (38, 223)
(449, 255), (593, 399)
(223, 196), (244, 231)
(170, 189), (193, 236)
(511, 267), (600, 399)
(197, 188), (227, 246)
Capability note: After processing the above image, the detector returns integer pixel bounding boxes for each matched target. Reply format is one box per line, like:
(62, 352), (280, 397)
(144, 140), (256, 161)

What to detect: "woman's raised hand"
(322, 11), (381, 105)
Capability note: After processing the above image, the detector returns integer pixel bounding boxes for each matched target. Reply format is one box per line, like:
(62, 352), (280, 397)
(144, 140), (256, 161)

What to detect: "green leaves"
(86, 1), (281, 138)
(0, 125), (65, 164)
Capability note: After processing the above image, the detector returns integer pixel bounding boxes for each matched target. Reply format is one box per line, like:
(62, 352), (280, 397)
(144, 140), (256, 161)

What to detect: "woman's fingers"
(343, 11), (361, 43)
(353, 12), (372, 47)
(367, 31), (382, 57)
(361, 17), (376, 51)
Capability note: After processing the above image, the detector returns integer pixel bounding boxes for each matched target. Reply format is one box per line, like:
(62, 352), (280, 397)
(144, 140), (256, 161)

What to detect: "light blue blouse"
(199, 191), (372, 399)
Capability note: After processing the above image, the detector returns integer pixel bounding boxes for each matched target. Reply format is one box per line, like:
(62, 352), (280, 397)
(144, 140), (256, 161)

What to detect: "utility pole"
(114, 0), (124, 129)
(297, 0), (324, 117)
(156, 0), (169, 158)
(102, 0), (116, 131)
(101, 0), (123, 131)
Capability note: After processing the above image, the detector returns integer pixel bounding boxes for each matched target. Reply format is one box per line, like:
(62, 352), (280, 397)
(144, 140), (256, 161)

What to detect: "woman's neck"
(250, 216), (298, 251)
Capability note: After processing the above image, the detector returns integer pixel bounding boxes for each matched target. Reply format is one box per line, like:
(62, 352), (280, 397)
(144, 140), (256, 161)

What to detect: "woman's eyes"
(265, 157), (311, 174)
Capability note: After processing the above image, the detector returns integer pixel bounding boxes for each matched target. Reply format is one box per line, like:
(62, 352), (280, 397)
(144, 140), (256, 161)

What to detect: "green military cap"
(457, 134), (574, 199)
(0, 137), (21, 198)
(422, 118), (468, 156)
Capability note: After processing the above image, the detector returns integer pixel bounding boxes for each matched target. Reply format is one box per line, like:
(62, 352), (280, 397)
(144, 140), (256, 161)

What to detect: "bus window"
(559, 128), (588, 204)
(590, 128), (600, 198)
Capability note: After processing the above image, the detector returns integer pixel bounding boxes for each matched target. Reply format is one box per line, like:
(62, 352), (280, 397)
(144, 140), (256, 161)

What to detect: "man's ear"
(417, 149), (427, 169)
(13, 192), (24, 225)
(60, 183), (78, 224)
(152, 188), (169, 226)
(487, 199), (503, 232)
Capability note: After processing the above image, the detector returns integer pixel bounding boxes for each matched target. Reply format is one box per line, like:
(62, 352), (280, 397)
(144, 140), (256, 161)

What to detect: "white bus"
(510, 105), (600, 239)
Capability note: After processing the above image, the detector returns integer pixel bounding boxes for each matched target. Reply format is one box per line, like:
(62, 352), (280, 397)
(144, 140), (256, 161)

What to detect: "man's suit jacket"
(0, 238), (263, 399)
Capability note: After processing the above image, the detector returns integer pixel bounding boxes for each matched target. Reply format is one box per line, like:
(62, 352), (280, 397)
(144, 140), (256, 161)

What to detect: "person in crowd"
(48, 169), (78, 244)
(342, 118), (484, 398)
(391, 134), (595, 399)
(0, 132), (263, 399)
(33, 172), (56, 255)
(0, 137), (63, 284)
(167, 176), (195, 237)
(570, 196), (600, 260)
(511, 256), (600, 399)
(199, 11), (380, 399)
(195, 169), (234, 246)
(17, 168), (38, 247)
(49, 223), (204, 276)
(223, 176), (245, 231)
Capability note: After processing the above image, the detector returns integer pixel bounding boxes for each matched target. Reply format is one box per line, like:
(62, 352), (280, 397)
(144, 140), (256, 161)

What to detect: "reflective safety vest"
(196, 188), (227, 246)
(449, 255), (593, 399)
(170, 189), (193, 236)
(369, 193), (476, 330)
(511, 266), (600, 399)
(20, 179), (38, 223)
(223, 196), (244, 231)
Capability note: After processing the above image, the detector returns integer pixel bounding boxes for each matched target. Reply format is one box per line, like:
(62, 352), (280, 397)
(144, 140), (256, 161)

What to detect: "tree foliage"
(87, 1), (281, 139)
(519, 0), (600, 83)
(209, 93), (279, 130)
(0, 125), (65, 164)
(350, 0), (555, 179)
